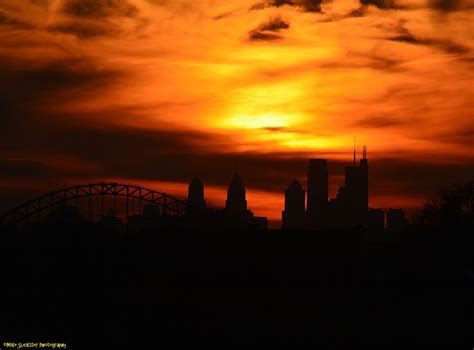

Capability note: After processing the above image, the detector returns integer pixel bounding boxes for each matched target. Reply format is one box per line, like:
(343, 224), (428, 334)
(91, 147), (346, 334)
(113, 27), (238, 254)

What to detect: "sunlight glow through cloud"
(0, 0), (473, 221)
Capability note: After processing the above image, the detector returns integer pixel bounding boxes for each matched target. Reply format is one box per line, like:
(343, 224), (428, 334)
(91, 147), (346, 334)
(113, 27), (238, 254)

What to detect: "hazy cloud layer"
(429, 0), (474, 11)
(62, 0), (139, 18)
(0, 0), (473, 221)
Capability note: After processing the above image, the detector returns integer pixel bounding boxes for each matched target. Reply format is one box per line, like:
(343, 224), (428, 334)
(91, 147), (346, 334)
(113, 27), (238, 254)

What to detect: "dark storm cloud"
(0, 56), (119, 93)
(263, 126), (287, 132)
(0, 10), (34, 29)
(369, 158), (474, 199)
(0, 58), (119, 100)
(360, 0), (398, 9)
(250, 0), (331, 13)
(0, 117), (303, 192)
(28, 0), (49, 7)
(389, 34), (418, 44)
(0, 57), (123, 128)
(388, 26), (471, 55)
(249, 31), (283, 41)
(0, 160), (50, 178)
(248, 16), (290, 41)
(353, 116), (410, 128)
(54, 0), (140, 38)
(259, 16), (290, 31)
(62, 0), (139, 19)
(429, 0), (474, 11)
(360, 0), (474, 11)
(325, 0), (416, 22)
(359, 0), (421, 10)
(48, 20), (120, 38)
(434, 126), (474, 145)
(344, 7), (367, 18)
(213, 12), (234, 20)
(363, 54), (402, 71)
(337, 52), (402, 71)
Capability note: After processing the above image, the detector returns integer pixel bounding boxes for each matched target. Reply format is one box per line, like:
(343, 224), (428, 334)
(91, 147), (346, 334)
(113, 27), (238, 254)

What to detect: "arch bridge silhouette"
(0, 182), (187, 226)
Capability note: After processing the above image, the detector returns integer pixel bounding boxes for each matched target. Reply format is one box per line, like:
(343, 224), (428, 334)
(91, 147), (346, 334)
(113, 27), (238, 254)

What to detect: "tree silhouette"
(415, 181), (474, 228)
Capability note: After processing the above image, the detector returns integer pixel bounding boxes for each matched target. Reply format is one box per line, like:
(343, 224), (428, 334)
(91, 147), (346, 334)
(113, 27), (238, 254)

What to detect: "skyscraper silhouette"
(282, 180), (306, 230)
(186, 177), (206, 216)
(225, 171), (247, 216)
(283, 145), (376, 230)
(306, 159), (328, 216)
(343, 146), (369, 224)
(185, 172), (267, 230)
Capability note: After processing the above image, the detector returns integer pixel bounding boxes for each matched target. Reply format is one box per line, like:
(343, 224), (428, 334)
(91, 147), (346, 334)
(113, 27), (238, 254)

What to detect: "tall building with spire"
(225, 171), (247, 216)
(186, 177), (206, 216)
(342, 145), (369, 224)
(183, 171), (267, 230)
(284, 144), (374, 230)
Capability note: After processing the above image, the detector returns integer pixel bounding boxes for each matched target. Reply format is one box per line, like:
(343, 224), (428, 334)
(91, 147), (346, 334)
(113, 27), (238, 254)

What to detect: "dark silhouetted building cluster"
(185, 172), (268, 230)
(113, 171), (268, 232)
(96, 171), (268, 232)
(36, 146), (406, 233)
(282, 146), (407, 231)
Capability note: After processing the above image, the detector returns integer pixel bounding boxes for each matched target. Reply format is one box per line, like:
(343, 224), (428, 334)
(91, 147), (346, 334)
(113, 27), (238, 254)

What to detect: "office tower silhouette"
(342, 145), (369, 224)
(226, 171), (248, 216)
(183, 172), (267, 230)
(282, 180), (306, 230)
(284, 145), (381, 230)
(186, 177), (206, 216)
(306, 159), (328, 216)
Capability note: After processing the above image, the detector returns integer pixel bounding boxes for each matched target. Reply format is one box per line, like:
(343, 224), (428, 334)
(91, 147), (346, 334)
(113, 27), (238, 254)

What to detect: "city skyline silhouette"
(0, 0), (473, 346)
(0, 1), (473, 230)
(1, 144), (412, 231)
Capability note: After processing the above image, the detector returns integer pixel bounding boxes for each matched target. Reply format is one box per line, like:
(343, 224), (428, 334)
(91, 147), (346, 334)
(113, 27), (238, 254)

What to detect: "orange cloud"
(0, 0), (473, 223)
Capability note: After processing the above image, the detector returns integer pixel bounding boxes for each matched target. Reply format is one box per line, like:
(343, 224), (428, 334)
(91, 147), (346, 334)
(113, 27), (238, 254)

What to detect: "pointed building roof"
(229, 171), (245, 190)
(288, 179), (303, 191)
(189, 176), (203, 190)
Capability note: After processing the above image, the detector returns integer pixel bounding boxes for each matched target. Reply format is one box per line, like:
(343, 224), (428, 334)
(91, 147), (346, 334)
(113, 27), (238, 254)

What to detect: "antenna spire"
(353, 136), (356, 166)
(363, 145), (367, 160)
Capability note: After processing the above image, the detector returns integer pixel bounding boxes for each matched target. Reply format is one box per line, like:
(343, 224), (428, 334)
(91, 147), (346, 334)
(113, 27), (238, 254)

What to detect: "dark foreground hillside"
(1, 223), (473, 347)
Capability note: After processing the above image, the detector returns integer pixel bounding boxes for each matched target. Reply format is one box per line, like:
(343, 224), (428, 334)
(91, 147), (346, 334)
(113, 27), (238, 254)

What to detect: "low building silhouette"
(101, 208), (124, 231)
(367, 208), (385, 231)
(387, 208), (407, 232)
(45, 204), (81, 225)
(128, 204), (161, 232)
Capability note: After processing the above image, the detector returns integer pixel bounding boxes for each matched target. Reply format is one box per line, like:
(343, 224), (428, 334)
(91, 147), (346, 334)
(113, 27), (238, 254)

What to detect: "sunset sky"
(0, 0), (473, 226)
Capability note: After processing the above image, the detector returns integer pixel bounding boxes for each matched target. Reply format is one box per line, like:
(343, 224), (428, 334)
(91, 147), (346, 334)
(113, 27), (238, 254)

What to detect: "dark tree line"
(415, 180), (474, 229)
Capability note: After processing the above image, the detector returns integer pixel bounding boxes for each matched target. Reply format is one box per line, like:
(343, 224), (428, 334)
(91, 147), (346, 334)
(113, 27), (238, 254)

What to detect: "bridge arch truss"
(0, 182), (187, 226)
